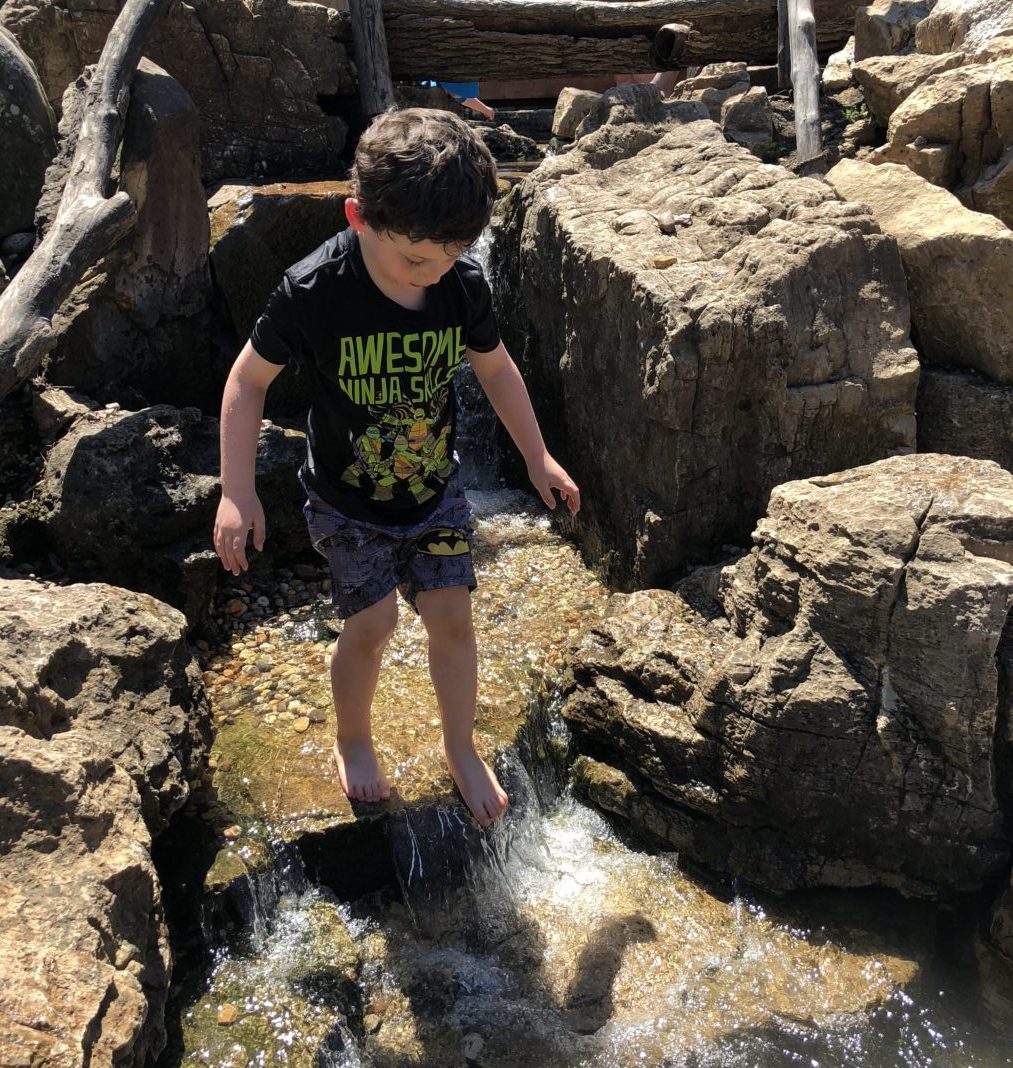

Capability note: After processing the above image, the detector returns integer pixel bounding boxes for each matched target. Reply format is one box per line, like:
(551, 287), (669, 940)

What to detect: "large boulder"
(562, 453), (1013, 897)
(917, 368), (1013, 470)
(854, 0), (935, 60)
(827, 160), (1013, 383)
(0, 26), (56, 238)
(0, 0), (352, 183)
(494, 85), (918, 588)
(42, 61), (215, 412)
(852, 50), (966, 124)
(873, 54), (1013, 226)
(0, 577), (211, 1067)
(915, 0), (1013, 54)
(35, 401), (308, 626)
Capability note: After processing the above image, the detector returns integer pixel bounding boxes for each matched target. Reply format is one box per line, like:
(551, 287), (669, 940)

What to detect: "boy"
(213, 109), (579, 828)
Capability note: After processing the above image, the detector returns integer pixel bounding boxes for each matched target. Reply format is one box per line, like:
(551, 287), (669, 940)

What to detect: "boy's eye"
(405, 257), (424, 267)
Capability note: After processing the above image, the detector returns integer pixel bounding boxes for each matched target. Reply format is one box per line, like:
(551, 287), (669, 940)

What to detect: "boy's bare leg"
(416, 585), (509, 827)
(330, 590), (397, 802)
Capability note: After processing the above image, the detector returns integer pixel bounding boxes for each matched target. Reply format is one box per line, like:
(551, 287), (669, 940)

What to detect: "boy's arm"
(214, 340), (285, 574)
(466, 342), (580, 514)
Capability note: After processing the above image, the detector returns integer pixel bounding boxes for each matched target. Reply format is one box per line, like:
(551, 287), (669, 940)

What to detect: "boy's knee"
(418, 587), (473, 643)
(339, 596), (398, 654)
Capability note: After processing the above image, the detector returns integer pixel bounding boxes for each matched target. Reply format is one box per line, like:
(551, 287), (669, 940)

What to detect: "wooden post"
(350, 0), (395, 117)
(787, 0), (823, 173)
(777, 0), (791, 89)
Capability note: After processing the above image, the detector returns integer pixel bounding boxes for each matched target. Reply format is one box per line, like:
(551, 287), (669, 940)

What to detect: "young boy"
(213, 109), (580, 828)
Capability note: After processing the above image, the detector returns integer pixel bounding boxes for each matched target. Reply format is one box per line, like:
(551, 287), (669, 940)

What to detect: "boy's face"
(346, 198), (471, 291)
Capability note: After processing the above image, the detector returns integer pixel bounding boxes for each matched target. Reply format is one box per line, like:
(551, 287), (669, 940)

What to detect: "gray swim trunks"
(302, 478), (477, 619)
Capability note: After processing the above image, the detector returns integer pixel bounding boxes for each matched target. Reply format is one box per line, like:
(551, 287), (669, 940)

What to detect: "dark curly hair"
(350, 108), (498, 248)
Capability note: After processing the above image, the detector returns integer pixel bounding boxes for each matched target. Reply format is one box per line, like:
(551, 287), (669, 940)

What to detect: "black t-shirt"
(251, 228), (500, 525)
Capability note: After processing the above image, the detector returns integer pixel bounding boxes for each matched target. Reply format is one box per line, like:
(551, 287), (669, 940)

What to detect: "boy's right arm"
(214, 340), (284, 575)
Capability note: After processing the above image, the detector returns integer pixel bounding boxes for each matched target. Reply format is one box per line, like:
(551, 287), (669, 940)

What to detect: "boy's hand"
(527, 452), (581, 515)
(214, 492), (266, 575)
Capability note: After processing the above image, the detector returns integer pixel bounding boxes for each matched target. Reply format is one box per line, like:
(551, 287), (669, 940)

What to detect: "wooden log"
(352, 0), (860, 79)
(788, 0), (824, 172)
(777, 0), (791, 88)
(350, 0), (395, 116)
(0, 0), (172, 402)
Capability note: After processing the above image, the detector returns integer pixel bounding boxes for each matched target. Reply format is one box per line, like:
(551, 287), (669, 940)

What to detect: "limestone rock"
(494, 84), (918, 587)
(852, 50), (966, 124)
(478, 123), (542, 162)
(43, 62), (214, 412)
(553, 87), (602, 140)
(669, 61), (751, 123)
(854, 0), (934, 61)
(0, 26), (56, 237)
(37, 404), (308, 625)
(720, 85), (774, 156)
(874, 54), (1013, 226)
(915, 0), (1013, 54)
(562, 454), (1013, 897)
(0, 578), (212, 1067)
(827, 159), (1013, 383)
(822, 36), (856, 91)
(0, 0), (352, 184)
(917, 367), (1013, 469)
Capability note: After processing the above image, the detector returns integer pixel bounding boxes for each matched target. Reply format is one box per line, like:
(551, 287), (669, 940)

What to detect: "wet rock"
(495, 84), (918, 587)
(852, 50), (967, 125)
(0, 0), (351, 184)
(41, 61), (215, 412)
(562, 453), (1013, 897)
(0, 578), (212, 1067)
(477, 123), (543, 162)
(37, 404), (307, 626)
(827, 159), (1013, 384)
(0, 26), (55, 238)
(854, 0), (933, 60)
(552, 87), (602, 140)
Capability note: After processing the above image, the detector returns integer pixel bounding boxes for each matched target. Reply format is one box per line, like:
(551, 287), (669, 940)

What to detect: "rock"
(40, 62), (214, 412)
(562, 454), (1013, 897)
(827, 159), (1013, 383)
(823, 36), (856, 91)
(217, 1004), (240, 1025)
(477, 123), (543, 162)
(982, 862), (1013, 1028)
(0, 0), (352, 184)
(30, 385), (99, 444)
(553, 87), (602, 139)
(917, 367), (1013, 469)
(0, 26), (56, 237)
(494, 84), (918, 587)
(915, 0), (1013, 54)
(36, 404), (308, 626)
(720, 85), (774, 156)
(669, 61), (751, 123)
(852, 50), (966, 124)
(0, 578), (212, 1067)
(873, 54), (1013, 227)
(854, 0), (934, 61)
(208, 180), (350, 416)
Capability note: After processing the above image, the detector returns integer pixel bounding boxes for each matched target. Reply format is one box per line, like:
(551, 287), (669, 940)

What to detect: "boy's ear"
(345, 197), (363, 232)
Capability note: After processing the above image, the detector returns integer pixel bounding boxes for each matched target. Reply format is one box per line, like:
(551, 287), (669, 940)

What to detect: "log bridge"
(340, 0), (860, 81)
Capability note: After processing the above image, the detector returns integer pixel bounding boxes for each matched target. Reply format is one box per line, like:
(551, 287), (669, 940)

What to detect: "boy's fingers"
(252, 512), (267, 552)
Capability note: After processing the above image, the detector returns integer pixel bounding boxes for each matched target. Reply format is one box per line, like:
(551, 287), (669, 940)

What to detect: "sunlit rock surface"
(561, 454), (1013, 898)
(494, 84), (918, 589)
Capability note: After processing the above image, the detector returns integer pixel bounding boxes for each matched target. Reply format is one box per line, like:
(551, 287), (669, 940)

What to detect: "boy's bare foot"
(442, 741), (509, 828)
(332, 738), (390, 803)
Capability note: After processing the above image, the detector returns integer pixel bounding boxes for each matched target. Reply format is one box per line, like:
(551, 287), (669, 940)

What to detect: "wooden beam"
(350, 0), (395, 117)
(777, 0), (791, 88)
(0, 0), (172, 402)
(788, 0), (824, 172)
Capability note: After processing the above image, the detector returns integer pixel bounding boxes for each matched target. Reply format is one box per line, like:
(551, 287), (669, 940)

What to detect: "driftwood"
(787, 0), (824, 172)
(777, 0), (791, 87)
(0, 0), (171, 402)
(351, 0), (396, 116)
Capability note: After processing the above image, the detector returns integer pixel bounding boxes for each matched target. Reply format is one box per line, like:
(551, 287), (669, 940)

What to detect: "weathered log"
(361, 0), (860, 78)
(788, 0), (824, 172)
(0, 0), (171, 401)
(351, 0), (395, 117)
(777, 0), (791, 87)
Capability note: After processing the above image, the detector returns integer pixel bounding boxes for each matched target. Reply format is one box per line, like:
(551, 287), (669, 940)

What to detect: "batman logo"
(416, 528), (470, 557)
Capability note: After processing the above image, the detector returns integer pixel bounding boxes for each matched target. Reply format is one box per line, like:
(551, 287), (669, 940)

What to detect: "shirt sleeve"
(250, 274), (303, 366)
(460, 257), (501, 354)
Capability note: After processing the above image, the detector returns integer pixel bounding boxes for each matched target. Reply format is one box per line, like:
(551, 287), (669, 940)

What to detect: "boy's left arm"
(467, 342), (580, 514)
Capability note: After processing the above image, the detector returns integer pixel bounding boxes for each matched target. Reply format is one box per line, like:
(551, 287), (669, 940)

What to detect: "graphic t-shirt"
(251, 228), (500, 525)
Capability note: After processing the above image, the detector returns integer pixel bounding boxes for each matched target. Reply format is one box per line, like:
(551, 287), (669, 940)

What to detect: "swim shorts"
(302, 478), (477, 619)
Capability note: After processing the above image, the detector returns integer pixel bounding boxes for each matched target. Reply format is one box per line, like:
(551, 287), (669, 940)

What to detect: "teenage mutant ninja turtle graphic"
(341, 391), (454, 503)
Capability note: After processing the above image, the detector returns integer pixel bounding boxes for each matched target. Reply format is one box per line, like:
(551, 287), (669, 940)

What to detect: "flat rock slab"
(561, 453), (1013, 897)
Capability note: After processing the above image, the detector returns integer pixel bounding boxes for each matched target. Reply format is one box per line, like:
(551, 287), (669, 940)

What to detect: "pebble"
(223, 825), (242, 839)
(293, 716), (311, 733)
(217, 1004), (240, 1025)
(224, 598), (247, 616)
(364, 1014), (382, 1033)
(462, 1033), (484, 1058)
(308, 709), (328, 724)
